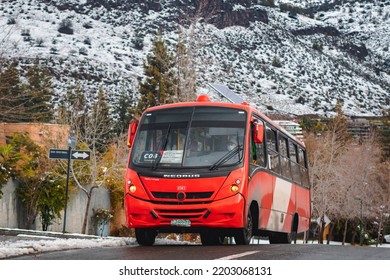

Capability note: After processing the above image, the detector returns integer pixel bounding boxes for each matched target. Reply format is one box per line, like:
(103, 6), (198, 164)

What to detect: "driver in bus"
(226, 138), (238, 151)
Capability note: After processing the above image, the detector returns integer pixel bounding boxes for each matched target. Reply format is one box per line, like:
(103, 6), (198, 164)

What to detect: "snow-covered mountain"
(0, 0), (389, 117)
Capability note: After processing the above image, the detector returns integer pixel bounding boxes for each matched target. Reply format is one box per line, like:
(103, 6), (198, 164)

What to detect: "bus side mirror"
(127, 119), (139, 148)
(254, 124), (264, 144)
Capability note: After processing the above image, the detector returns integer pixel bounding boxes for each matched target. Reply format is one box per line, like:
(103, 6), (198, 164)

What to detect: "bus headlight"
(129, 185), (137, 193)
(127, 180), (137, 193)
(230, 184), (239, 193)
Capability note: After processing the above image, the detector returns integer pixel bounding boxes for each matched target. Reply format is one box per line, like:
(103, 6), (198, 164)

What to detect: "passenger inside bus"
(187, 140), (203, 157)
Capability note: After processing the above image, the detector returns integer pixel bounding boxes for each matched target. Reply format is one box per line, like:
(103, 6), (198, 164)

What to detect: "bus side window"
(279, 136), (291, 179)
(289, 141), (301, 184)
(298, 148), (310, 187)
(266, 126), (280, 174)
(251, 120), (266, 168)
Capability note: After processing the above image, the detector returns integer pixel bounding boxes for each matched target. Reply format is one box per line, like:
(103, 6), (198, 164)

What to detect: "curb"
(0, 228), (102, 240)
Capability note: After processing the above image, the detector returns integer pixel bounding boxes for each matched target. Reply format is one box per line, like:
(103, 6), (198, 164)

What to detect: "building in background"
(274, 120), (304, 141)
(0, 123), (69, 148)
(347, 116), (386, 141)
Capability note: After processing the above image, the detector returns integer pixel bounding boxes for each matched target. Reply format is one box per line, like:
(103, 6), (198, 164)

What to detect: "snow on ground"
(0, 235), (131, 259)
(0, 228), (197, 259)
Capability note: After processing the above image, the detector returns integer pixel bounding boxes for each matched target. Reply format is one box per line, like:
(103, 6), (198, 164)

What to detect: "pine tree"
(0, 63), (24, 122)
(90, 86), (113, 152)
(58, 82), (88, 135)
(57, 84), (75, 125)
(328, 99), (351, 153)
(136, 36), (176, 116)
(56, 84), (88, 193)
(20, 58), (54, 122)
(112, 86), (136, 136)
(0, 60), (54, 123)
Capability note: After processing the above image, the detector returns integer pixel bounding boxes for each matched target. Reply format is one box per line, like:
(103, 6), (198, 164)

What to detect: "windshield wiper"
(209, 144), (243, 171)
(152, 125), (171, 170)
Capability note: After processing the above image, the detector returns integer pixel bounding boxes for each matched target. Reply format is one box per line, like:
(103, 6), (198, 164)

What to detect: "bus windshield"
(131, 106), (247, 169)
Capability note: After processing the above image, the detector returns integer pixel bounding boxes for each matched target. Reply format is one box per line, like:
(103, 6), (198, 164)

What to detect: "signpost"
(49, 149), (91, 161)
(49, 132), (91, 234)
(63, 146), (71, 234)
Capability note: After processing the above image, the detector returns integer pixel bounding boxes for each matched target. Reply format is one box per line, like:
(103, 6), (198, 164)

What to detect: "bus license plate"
(171, 219), (191, 227)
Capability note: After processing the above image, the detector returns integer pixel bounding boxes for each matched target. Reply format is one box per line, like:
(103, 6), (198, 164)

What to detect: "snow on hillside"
(0, 0), (389, 118)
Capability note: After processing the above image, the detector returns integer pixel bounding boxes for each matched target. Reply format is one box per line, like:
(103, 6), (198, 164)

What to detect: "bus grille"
(154, 208), (207, 219)
(151, 191), (213, 200)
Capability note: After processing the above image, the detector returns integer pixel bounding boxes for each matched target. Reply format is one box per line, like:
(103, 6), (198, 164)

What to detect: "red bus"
(124, 95), (311, 245)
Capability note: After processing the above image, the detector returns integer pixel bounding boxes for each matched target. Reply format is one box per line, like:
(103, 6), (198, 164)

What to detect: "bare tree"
(308, 123), (390, 245)
(335, 134), (382, 244)
(175, 25), (197, 102)
(306, 132), (348, 242)
(64, 85), (113, 234)
(306, 101), (351, 243)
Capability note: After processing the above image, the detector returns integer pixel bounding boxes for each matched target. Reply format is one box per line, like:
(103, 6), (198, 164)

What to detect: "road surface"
(9, 243), (390, 260)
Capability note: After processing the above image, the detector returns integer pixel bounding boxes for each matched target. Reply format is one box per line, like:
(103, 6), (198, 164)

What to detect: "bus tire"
(135, 228), (157, 246)
(200, 231), (225, 245)
(234, 211), (253, 245)
(269, 232), (291, 244)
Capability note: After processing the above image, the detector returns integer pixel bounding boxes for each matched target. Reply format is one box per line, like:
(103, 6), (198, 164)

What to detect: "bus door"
(249, 117), (272, 231)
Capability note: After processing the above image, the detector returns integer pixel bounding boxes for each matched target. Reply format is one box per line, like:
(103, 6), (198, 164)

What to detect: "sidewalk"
(0, 227), (103, 240)
(0, 227), (112, 250)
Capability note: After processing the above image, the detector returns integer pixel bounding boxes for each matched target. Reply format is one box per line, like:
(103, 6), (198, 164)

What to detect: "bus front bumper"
(125, 193), (245, 230)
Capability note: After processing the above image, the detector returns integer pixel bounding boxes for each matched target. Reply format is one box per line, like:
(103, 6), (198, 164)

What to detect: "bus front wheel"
(135, 228), (157, 246)
(234, 211), (253, 245)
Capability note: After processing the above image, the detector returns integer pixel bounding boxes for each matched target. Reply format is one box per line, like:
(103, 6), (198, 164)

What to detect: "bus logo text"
(163, 174), (201, 178)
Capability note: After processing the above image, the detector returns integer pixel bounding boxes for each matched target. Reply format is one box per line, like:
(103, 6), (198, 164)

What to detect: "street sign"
(49, 148), (69, 159)
(71, 150), (90, 161)
(49, 149), (91, 161)
(316, 215), (331, 228)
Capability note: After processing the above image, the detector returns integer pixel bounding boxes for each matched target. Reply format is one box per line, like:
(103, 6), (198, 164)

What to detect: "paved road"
(2, 228), (390, 260)
(8, 242), (390, 260)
